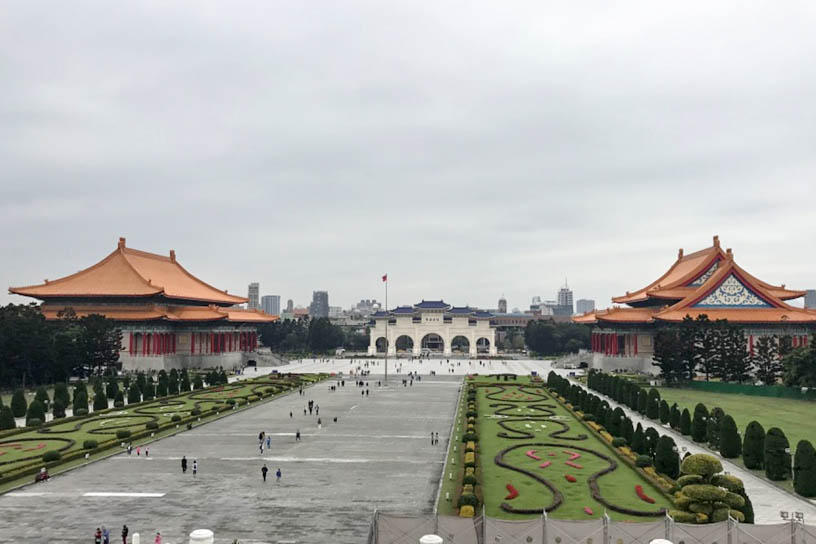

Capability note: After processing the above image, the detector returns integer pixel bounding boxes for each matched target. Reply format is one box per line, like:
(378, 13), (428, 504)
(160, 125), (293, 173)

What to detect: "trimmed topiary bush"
(647, 388), (660, 419)
(743, 421), (765, 470)
(75, 408), (88, 416)
(659, 400), (670, 424)
(635, 454), (652, 468)
(0, 405), (16, 430)
(457, 493), (479, 508)
(171, 414), (182, 422)
(621, 417), (634, 444)
(462, 474), (478, 486)
(146, 421), (159, 430)
(794, 440), (816, 497)
(680, 408), (692, 436)
(191, 408), (201, 416)
(127, 385), (141, 404)
(764, 427), (790, 481)
(52, 398), (66, 419)
(631, 423), (646, 455)
(677, 474), (704, 487)
(34, 386), (50, 410)
(83, 439), (98, 450)
(26, 399), (46, 427)
(11, 389), (27, 418)
(681, 453), (723, 479)
(669, 404), (681, 430)
(612, 437), (627, 448)
(43, 450), (61, 462)
(655, 435), (679, 479)
(673, 453), (749, 525)
(462, 431), (478, 443)
(116, 429), (132, 439)
(73, 390), (88, 413)
(93, 392), (108, 412)
(707, 407), (724, 449)
(719, 415), (741, 459)
(691, 403), (708, 443)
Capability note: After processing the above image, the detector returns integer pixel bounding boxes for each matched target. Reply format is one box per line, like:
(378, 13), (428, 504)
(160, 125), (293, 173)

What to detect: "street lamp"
(785, 447), (794, 480)
(780, 511), (805, 522)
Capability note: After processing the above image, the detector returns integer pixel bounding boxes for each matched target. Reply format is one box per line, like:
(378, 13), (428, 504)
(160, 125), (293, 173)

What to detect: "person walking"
(259, 442), (264, 455)
(192, 459), (198, 477)
(136, 446), (140, 456)
(315, 405), (319, 416)
(181, 456), (187, 473)
(145, 447), (149, 457)
(102, 526), (110, 544)
(295, 429), (301, 441)
(289, 411), (293, 418)
(317, 418), (322, 429)
(95, 528), (102, 544)
(266, 435), (271, 449)
(430, 432), (434, 445)
(261, 464), (268, 482)
(121, 525), (128, 544)
(154, 531), (162, 544)
(276, 467), (282, 482)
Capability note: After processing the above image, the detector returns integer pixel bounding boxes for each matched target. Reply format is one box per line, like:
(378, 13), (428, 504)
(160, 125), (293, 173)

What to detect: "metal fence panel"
(736, 522), (791, 544)
(545, 519), (605, 544)
(437, 515), (482, 544)
(607, 519), (666, 544)
(377, 514), (438, 544)
(485, 518), (543, 544)
(671, 520), (728, 544)
(797, 524), (816, 544)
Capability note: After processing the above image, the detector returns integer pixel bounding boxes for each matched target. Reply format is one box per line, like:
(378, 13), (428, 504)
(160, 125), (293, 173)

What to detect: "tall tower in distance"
(310, 290), (329, 318)
(247, 282), (260, 310)
(261, 295), (280, 315)
(286, 299), (294, 313)
(498, 295), (507, 314)
(557, 279), (573, 315)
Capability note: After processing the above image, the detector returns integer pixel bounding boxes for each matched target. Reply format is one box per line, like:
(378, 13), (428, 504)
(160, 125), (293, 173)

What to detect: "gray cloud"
(2, 1), (815, 312)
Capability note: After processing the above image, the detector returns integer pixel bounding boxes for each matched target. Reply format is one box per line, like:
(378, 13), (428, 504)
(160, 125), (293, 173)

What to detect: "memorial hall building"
(9, 237), (277, 371)
(573, 236), (816, 373)
(368, 300), (497, 357)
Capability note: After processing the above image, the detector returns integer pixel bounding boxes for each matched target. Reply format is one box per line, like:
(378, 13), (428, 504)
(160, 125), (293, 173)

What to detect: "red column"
(142, 334), (147, 356)
(749, 335), (754, 356)
(804, 335), (809, 347)
(633, 334), (638, 356)
(191, 333), (195, 354)
(129, 333), (134, 355)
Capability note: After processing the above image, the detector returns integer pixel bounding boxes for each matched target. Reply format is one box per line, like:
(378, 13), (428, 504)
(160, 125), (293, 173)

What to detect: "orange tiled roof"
(10, 237), (247, 305)
(39, 303), (278, 323)
(577, 243), (813, 326)
(611, 236), (803, 304)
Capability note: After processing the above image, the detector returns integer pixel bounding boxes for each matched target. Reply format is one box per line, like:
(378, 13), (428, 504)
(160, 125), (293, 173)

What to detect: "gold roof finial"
(713, 235), (720, 247)
(678, 248), (684, 259)
(169, 250), (176, 262)
(118, 237), (126, 249)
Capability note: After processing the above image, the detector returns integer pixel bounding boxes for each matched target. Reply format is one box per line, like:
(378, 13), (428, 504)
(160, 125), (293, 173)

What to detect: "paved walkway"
(280, 356), (557, 376)
(571, 380), (816, 524)
(0, 375), (462, 544)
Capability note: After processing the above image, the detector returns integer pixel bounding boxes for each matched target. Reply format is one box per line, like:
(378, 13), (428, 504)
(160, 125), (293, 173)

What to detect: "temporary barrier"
(372, 512), (805, 544)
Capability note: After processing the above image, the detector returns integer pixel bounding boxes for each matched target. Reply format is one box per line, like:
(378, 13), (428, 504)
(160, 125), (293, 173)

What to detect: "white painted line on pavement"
(6, 492), (50, 497)
(83, 492), (165, 498)
(350, 404), (358, 411)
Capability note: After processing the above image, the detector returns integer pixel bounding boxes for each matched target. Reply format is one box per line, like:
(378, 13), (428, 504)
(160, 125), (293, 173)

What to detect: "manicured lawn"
(471, 377), (671, 521)
(0, 374), (323, 481)
(655, 387), (814, 450)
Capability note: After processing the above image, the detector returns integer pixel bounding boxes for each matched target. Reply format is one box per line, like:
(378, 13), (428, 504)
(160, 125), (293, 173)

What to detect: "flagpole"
(384, 275), (388, 383)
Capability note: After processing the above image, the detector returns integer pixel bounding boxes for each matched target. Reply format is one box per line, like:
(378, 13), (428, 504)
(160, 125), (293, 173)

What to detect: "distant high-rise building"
(557, 281), (573, 315)
(498, 296), (507, 314)
(576, 299), (595, 315)
(261, 295), (280, 315)
(806, 290), (816, 309)
(247, 282), (260, 310)
(310, 290), (329, 318)
(286, 299), (294, 313)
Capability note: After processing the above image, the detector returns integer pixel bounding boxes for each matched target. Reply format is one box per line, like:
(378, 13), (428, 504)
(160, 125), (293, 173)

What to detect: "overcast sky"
(2, 2), (815, 312)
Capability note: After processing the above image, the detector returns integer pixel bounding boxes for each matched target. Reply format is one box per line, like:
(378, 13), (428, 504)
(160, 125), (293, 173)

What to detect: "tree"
(78, 314), (122, 374)
(691, 403), (708, 443)
(655, 435), (680, 479)
(621, 416), (634, 444)
(10, 389), (27, 418)
(0, 406), (15, 430)
(659, 400), (670, 424)
(781, 346), (816, 387)
(192, 374), (204, 390)
(26, 399), (45, 426)
(742, 421), (765, 470)
(168, 369), (179, 395)
(707, 407), (724, 449)
(793, 440), (816, 497)
(637, 389), (648, 415)
(764, 427), (791, 481)
(671, 454), (747, 524)
(644, 427), (660, 458)
(72, 381), (88, 404)
(678, 315), (699, 381)
(114, 389), (124, 406)
(752, 336), (781, 385)
(719, 415), (741, 458)
(180, 371), (191, 392)
(646, 388), (660, 419)
(136, 372), (147, 393)
(722, 324), (750, 383)
(127, 384), (141, 404)
(669, 403), (681, 430)
(52, 398), (66, 419)
(695, 315), (720, 381)
(680, 408), (692, 435)
(631, 423), (646, 454)
(142, 380), (155, 401)
(652, 329), (684, 383)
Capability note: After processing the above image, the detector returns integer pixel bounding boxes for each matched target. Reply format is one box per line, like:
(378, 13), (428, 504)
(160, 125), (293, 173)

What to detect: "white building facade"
(367, 300), (497, 357)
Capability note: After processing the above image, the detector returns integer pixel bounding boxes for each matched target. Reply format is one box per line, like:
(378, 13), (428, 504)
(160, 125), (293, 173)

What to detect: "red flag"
(382, 274), (387, 282)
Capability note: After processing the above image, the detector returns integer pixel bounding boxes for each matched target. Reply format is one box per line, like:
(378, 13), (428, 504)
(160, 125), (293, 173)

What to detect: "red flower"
(505, 484), (519, 500)
(565, 474), (577, 483)
(635, 485), (655, 504)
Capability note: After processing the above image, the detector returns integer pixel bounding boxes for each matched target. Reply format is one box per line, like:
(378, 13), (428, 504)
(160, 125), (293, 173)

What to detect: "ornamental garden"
(0, 371), (323, 490)
(438, 372), (756, 524)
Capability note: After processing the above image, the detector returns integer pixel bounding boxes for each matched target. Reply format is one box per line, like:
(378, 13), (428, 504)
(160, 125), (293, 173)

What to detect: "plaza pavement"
(0, 374), (462, 544)
(570, 379), (816, 524)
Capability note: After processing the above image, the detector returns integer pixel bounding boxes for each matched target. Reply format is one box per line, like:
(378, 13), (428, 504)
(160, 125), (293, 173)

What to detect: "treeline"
(587, 371), (816, 498)
(0, 368), (227, 430)
(258, 317), (368, 354)
(524, 319), (590, 355)
(0, 304), (121, 389)
(653, 314), (808, 385)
